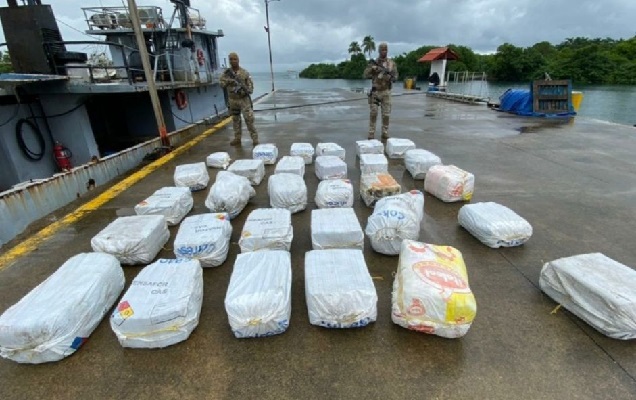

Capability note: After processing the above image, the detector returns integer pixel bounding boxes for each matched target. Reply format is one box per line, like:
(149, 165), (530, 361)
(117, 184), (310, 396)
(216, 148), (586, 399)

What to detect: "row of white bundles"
(311, 208), (363, 250)
(174, 162), (209, 191)
(253, 143), (278, 165)
(268, 173), (307, 213)
(365, 191), (424, 255)
(360, 172), (401, 207)
(274, 155), (305, 177)
(392, 240), (476, 338)
(174, 213), (232, 267)
(315, 155), (347, 180)
(225, 251), (292, 338)
(315, 179), (354, 208)
(111, 258), (203, 348)
(540, 253), (636, 340)
(316, 142), (345, 160)
(228, 159), (265, 185)
(356, 139), (384, 156)
(239, 208), (293, 252)
(134, 186), (193, 226)
(405, 149), (442, 179)
(290, 143), (314, 165)
(91, 215), (170, 265)
(0, 253), (125, 363)
(360, 153), (388, 174)
(205, 171), (255, 219)
(424, 165), (474, 202)
(305, 249), (377, 328)
(386, 138), (415, 159)
(458, 202), (532, 248)
(206, 152), (231, 169)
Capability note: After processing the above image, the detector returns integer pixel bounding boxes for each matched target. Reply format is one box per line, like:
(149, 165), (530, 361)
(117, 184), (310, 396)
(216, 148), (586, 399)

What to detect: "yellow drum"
(572, 91), (584, 112)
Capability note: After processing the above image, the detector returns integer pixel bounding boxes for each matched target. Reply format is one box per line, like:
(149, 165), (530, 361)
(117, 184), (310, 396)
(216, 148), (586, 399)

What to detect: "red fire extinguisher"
(53, 142), (73, 171)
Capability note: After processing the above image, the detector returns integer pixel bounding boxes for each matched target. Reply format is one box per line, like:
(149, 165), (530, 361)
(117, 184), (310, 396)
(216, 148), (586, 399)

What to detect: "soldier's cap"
(228, 52), (239, 59)
(379, 43), (388, 49)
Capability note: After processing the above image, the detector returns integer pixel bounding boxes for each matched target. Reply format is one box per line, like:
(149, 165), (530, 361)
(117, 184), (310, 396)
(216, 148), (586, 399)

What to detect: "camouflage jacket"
(363, 57), (398, 91)
(220, 67), (254, 100)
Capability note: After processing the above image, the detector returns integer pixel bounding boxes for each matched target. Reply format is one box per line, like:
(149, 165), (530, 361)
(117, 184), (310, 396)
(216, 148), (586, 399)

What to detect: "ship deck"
(0, 88), (635, 399)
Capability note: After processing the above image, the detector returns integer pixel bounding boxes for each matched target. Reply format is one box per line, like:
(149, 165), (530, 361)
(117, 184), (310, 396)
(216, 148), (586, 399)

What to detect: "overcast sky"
(1, 0), (635, 72)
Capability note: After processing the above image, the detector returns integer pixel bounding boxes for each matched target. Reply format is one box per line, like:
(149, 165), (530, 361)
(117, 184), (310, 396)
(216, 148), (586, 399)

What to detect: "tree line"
(299, 35), (636, 84)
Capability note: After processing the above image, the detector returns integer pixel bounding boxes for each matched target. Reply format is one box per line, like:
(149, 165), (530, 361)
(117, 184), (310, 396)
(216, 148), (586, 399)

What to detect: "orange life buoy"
(175, 90), (188, 110)
(196, 49), (205, 66)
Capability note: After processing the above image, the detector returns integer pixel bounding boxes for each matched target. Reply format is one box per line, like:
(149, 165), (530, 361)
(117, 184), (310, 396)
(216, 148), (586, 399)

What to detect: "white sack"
(356, 139), (384, 156)
(315, 156), (347, 180)
(365, 190), (424, 255)
(225, 251), (292, 338)
(290, 142), (314, 165)
(275, 156), (305, 177)
(110, 258), (203, 348)
(174, 213), (233, 267)
(404, 149), (442, 179)
(316, 142), (346, 160)
(0, 253), (124, 363)
(134, 186), (193, 226)
(315, 179), (354, 208)
(205, 171), (255, 219)
(311, 208), (364, 250)
(386, 138), (416, 159)
(424, 165), (475, 202)
(305, 249), (377, 328)
(360, 153), (388, 175)
(174, 162), (209, 191)
(458, 202), (532, 248)
(268, 173), (307, 214)
(239, 208), (293, 252)
(206, 152), (231, 169)
(253, 143), (278, 165)
(540, 253), (636, 340)
(392, 240), (476, 338)
(91, 215), (169, 265)
(228, 159), (266, 185)
(360, 172), (401, 207)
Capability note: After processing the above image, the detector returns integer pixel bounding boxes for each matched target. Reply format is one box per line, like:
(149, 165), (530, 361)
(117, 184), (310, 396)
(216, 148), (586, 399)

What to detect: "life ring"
(175, 90), (188, 110)
(196, 49), (205, 66)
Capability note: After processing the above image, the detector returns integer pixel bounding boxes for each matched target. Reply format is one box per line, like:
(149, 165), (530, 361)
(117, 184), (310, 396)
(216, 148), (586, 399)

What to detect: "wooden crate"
(532, 79), (572, 114)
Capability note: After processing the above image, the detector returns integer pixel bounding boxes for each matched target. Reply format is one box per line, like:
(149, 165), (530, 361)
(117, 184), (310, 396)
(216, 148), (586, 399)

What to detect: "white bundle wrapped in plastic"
(360, 172), (401, 207)
(275, 155), (305, 177)
(365, 190), (424, 255)
(305, 249), (377, 328)
(206, 152), (231, 169)
(225, 251), (291, 338)
(91, 215), (169, 265)
(404, 149), (442, 179)
(205, 171), (255, 219)
(311, 208), (364, 250)
(392, 240), (476, 338)
(134, 186), (193, 226)
(110, 259), (203, 348)
(424, 165), (475, 202)
(239, 208), (293, 252)
(174, 162), (209, 191)
(315, 155), (347, 180)
(356, 139), (384, 156)
(540, 253), (636, 340)
(316, 142), (346, 160)
(174, 213), (233, 267)
(458, 202), (532, 248)
(252, 143), (278, 165)
(228, 159), (265, 185)
(268, 173), (307, 214)
(386, 138), (416, 159)
(290, 142), (314, 164)
(360, 153), (388, 175)
(0, 253), (124, 363)
(315, 179), (354, 208)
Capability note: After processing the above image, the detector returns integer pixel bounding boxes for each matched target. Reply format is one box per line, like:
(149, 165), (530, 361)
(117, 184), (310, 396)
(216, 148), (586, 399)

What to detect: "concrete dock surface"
(0, 88), (635, 399)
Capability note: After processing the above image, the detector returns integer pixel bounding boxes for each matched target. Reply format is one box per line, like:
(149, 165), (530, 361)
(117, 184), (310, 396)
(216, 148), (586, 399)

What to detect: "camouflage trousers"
(368, 89), (392, 139)
(229, 97), (258, 140)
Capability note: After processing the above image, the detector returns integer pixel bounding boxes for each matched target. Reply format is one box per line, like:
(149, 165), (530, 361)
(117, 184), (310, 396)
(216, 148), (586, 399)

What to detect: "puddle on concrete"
(516, 119), (573, 134)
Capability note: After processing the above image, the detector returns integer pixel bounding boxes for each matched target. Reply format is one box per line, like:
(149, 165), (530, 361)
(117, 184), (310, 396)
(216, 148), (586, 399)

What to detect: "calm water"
(251, 72), (636, 127)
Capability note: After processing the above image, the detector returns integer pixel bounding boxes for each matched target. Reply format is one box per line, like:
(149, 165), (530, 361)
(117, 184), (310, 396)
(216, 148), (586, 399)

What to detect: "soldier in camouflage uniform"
(220, 52), (259, 146)
(363, 43), (398, 140)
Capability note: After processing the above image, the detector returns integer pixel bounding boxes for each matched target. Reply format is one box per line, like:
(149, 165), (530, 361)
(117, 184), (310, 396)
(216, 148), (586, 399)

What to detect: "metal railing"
(81, 6), (206, 31)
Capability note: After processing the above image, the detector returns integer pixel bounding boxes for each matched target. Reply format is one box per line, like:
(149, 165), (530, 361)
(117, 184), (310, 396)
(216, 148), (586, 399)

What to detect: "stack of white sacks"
(290, 142), (314, 164)
(359, 153), (388, 175)
(174, 213), (233, 267)
(268, 173), (307, 213)
(424, 165), (474, 202)
(311, 208), (363, 250)
(275, 155), (305, 177)
(458, 202), (532, 248)
(315, 156), (347, 180)
(356, 139), (384, 156)
(253, 143), (278, 165)
(206, 152), (231, 169)
(316, 142), (345, 160)
(405, 149), (442, 179)
(228, 159), (265, 185)
(134, 186), (193, 226)
(174, 162), (209, 191)
(385, 138), (415, 159)
(238, 208), (294, 252)
(205, 171), (255, 219)
(315, 179), (354, 208)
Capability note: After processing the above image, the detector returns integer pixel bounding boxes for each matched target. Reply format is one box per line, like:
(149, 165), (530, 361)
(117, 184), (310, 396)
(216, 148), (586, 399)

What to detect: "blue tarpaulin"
(498, 88), (576, 117)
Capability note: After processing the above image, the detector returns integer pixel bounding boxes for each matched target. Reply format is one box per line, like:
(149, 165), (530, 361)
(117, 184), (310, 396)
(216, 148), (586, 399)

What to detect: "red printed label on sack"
(117, 301), (134, 319)
(413, 261), (470, 293)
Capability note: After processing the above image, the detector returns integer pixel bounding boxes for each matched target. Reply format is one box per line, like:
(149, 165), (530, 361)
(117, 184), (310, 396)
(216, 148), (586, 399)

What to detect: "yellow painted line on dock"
(0, 117), (232, 271)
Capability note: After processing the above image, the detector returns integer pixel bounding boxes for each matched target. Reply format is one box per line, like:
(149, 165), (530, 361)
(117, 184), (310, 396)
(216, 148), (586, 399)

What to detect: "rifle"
(368, 59), (396, 82)
(224, 68), (253, 108)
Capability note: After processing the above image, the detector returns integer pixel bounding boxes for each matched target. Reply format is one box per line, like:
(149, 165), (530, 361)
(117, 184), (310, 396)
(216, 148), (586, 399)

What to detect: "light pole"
(264, 0), (279, 92)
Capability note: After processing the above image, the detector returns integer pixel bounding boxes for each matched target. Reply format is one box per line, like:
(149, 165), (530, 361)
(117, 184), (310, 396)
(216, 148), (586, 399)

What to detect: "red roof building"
(417, 47), (460, 63)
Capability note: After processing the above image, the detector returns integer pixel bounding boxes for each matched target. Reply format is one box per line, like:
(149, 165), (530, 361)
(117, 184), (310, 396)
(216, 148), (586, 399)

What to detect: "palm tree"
(348, 41), (362, 55)
(362, 36), (376, 59)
